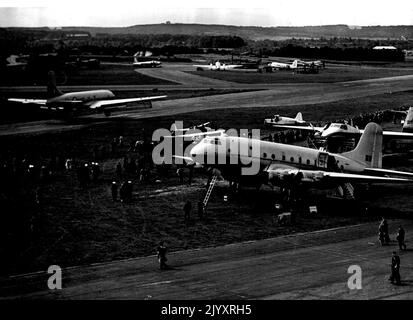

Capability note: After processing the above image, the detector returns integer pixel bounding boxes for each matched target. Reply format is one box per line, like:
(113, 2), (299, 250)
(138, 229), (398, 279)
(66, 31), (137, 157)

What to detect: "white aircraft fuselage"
(47, 90), (115, 105)
(190, 135), (366, 179)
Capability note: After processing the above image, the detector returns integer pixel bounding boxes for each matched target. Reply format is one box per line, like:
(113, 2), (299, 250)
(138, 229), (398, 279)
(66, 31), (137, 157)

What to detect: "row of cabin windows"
(229, 148), (314, 166)
(261, 152), (312, 165)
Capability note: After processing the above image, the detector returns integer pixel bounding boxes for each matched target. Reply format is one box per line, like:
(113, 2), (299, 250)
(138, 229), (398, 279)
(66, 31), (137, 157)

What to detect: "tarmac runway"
(1, 220), (412, 299)
(1, 74), (413, 137)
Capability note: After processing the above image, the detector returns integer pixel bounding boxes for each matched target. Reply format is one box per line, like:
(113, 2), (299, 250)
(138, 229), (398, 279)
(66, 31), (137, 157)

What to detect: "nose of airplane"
(190, 142), (204, 159)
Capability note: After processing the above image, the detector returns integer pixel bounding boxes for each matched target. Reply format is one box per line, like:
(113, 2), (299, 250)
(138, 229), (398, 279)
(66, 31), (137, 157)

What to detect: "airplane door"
(317, 152), (329, 169)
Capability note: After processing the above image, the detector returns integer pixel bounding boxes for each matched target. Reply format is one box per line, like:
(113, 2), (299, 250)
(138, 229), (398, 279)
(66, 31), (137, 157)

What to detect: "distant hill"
(53, 24), (413, 40)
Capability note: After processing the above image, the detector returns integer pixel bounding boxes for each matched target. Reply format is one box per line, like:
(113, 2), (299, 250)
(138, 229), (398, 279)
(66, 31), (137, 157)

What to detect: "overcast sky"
(0, 0), (412, 28)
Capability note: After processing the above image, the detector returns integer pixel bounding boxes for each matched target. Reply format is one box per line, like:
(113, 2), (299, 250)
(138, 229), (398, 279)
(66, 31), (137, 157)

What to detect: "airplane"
(270, 120), (413, 141)
(267, 59), (299, 70)
(5, 54), (29, 69)
(193, 61), (243, 71)
(264, 112), (310, 127)
(297, 59), (324, 69)
(170, 123), (413, 198)
(7, 71), (167, 117)
(133, 51), (162, 68)
(172, 122), (215, 133)
(168, 122), (226, 143)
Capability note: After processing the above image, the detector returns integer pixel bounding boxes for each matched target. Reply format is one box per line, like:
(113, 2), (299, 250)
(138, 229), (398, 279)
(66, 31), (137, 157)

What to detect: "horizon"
(3, 22), (413, 29)
(0, 0), (412, 28)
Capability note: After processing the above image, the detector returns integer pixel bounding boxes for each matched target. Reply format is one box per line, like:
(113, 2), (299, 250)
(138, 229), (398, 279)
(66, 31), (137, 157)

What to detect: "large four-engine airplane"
(171, 123), (413, 195)
(264, 112), (310, 127)
(193, 61), (243, 71)
(7, 71), (167, 117)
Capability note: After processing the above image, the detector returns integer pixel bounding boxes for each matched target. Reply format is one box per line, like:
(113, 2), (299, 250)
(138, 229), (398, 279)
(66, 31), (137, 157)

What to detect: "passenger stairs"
(330, 182), (355, 200)
(203, 175), (218, 212)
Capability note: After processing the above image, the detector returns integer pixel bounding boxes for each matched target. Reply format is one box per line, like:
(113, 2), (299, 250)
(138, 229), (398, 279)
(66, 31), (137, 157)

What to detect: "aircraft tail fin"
(291, 60), (298, 69)
(47, 70), (63, 98)
(402, 107), (413, 133)
(295, 112), (303, 122)
(342, 122), (382, 168)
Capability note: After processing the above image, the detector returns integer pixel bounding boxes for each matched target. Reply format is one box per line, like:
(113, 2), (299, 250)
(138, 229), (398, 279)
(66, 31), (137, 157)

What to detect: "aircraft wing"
(88, 95), (167, 109)
(223, 65), (243, 70)
(383, 131), (413, 139)
(174, 122), (212, 132)
(320, 171), (411, 183)
(269, 124), (321, 131)
(193, 65), (215, 70)
(8, 98), (47, 105)
(363, 167), (413, 178)
(358, 129), (413, 139)
(266, 167), (412, 185)
(165, 130), (225, 138)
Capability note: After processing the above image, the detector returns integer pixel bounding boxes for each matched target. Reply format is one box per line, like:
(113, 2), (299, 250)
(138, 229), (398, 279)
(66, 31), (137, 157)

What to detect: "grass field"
(1, 89), (413, 275)
(187, 65), (413, 84)
(0, 64), (176, 86)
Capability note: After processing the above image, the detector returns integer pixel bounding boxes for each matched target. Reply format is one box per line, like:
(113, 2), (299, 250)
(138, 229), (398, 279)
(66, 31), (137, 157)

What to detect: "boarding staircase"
(331, 182), (355, 200)
(202, 175), (218, 212)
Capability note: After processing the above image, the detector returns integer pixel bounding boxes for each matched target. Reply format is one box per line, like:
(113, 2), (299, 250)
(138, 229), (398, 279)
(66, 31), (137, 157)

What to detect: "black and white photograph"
(0, 0), (413, 308)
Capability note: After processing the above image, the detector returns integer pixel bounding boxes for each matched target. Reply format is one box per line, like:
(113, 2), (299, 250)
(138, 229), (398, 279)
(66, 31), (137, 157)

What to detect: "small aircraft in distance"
(194, 61), (243, 71)
(297, 59), (324, 69)
(169, 122), (225, 142)
(133, 51), (162, 68)
(8, 71), (167, 117)
(264, 112), (310, 127)
(267, 59), (299, 70)
(172, 122), (215, 133)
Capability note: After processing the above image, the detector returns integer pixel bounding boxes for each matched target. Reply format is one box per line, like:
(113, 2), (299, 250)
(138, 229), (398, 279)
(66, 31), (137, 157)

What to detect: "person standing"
(389, 251), (401, 285)
(183, 200), (192, 221)
(177, 167), (184, 184)
(188, 164), (194, 185)
(157, 241), (168, 270)
(396, 226), (407, 251)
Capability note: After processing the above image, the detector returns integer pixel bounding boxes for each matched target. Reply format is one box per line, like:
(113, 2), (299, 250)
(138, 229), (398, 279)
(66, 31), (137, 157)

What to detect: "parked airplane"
(173, 123), (413, 196)
(169, 122), (226, 141)
(133, 52), (162, 68)
(270, 121), (413, 140)
(172, 122), (214, 133)
(267, 60), (299, 70)
(297, 59), (324, 69)
(5, 54), (28, 69)
(264, 112), (310, 127)
(194, 61), (243, 71)
(7, 71), (167, 117)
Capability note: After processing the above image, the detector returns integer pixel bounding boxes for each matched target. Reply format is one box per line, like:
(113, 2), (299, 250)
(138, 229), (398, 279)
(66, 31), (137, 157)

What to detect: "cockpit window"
(340, 125), (347, 130)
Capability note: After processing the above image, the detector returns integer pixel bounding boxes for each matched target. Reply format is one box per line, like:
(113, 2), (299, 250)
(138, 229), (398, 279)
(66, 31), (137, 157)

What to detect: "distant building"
(373, 46), (397, 50)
